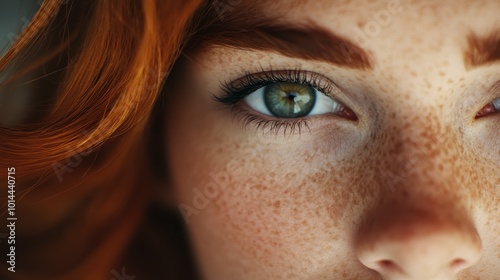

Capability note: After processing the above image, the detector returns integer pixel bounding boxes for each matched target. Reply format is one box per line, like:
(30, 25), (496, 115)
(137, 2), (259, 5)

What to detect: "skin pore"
(164, 1), (500, 279)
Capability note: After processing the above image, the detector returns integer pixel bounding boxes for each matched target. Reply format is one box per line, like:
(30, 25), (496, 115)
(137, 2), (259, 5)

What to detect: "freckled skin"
(164, 1), (500, 279)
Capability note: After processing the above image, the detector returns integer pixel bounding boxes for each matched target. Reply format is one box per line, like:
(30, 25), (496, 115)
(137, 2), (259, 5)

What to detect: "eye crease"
(475, 98), (500, 119)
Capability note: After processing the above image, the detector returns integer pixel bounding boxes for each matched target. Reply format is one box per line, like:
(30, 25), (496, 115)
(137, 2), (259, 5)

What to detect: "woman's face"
(164, 0), (500, 279)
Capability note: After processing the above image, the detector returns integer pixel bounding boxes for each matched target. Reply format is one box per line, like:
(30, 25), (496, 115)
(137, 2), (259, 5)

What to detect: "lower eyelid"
(230, 104), (312, 135)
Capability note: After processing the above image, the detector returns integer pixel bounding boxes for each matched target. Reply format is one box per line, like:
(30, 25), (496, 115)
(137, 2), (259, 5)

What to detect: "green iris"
(264, 83), (316, 118)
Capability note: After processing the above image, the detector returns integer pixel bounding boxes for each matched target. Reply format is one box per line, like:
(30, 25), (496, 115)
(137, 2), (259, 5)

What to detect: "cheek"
(163, 81), (500, 279)
(163, 88), (371, 276)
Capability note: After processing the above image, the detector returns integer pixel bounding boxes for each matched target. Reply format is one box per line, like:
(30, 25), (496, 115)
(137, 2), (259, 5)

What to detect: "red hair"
(0, 0), (203, 279)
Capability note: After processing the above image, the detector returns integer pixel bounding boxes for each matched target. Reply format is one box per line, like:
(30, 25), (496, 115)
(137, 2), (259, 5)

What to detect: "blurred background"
(0, 0), (39, 56)
(0, 0), (39, 127)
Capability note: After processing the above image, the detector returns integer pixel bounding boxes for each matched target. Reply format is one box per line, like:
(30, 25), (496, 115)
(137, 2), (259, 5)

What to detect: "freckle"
(437, 163), (444, 172)
(357, 21), (365, 28)
(438, 71), (445, 77)
(425, 79), (432, 89)
(447, 79), (453, 84)
(273, 200), (281, 215)
(314, 208), (321, 217)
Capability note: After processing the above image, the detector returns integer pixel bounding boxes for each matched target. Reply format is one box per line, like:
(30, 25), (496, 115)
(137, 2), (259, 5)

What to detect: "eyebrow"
(464, 31), (500, 69)
(184, 6), (373, 70)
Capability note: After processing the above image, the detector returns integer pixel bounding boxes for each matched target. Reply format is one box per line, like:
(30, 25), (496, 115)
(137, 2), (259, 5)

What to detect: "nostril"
(449, 258), (467, 271)
(355, 206), (482, 279)
(376, 260), (403, 274)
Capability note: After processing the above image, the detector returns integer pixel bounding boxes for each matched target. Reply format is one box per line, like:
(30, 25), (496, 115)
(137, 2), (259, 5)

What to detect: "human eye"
(476, 97), (500, 118)
(213, 69), (357, 135)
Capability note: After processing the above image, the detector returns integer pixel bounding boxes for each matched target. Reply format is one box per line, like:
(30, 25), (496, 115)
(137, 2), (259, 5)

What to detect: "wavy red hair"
(0, 0), (204, 279)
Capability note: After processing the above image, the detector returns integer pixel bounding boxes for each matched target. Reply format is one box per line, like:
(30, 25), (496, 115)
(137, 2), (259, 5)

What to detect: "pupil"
(287, 93), (297, 100)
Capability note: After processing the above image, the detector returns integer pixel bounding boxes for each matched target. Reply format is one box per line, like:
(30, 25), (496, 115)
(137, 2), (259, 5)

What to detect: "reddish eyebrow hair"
(183, 4), (373, 70)
(464, 31), (500, 69)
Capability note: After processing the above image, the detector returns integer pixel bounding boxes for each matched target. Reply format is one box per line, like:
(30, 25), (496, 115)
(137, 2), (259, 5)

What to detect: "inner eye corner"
(342, 108), (359, 121)
(475, 102), (499, 119)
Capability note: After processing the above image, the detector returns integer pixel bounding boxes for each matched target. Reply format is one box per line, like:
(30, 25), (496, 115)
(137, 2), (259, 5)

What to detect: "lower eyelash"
(230, 106), (312, 137)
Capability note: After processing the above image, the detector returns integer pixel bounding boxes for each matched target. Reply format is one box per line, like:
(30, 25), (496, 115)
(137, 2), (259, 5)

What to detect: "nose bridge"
(370, 118), (476, 234)
(377, 115), (464, 197)
(355, 117), (482, 279)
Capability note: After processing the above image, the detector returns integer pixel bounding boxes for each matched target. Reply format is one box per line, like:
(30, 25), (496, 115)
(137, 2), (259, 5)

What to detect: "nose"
(355, 205), (482, 280)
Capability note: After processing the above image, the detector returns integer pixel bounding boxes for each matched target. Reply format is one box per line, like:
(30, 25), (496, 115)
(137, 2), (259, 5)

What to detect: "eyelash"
(214, 69), (337, 135)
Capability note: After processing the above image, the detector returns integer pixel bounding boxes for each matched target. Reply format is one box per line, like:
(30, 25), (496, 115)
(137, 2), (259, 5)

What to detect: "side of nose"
(355, 204), (482, 280)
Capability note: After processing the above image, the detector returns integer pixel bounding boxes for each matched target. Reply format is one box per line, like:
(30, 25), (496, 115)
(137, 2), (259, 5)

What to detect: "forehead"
(234, 0), (500, 58)
(253, 0), (500, 27)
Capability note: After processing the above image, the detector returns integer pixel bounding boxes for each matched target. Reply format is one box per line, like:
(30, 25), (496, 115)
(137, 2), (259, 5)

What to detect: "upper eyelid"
(222, 69), (340, 98)
(462, 78), (500, 113)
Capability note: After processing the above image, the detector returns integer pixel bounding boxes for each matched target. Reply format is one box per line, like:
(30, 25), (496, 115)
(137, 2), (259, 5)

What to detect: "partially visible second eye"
(243, 82), (357, 120)
(476, 98), (500, 118)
